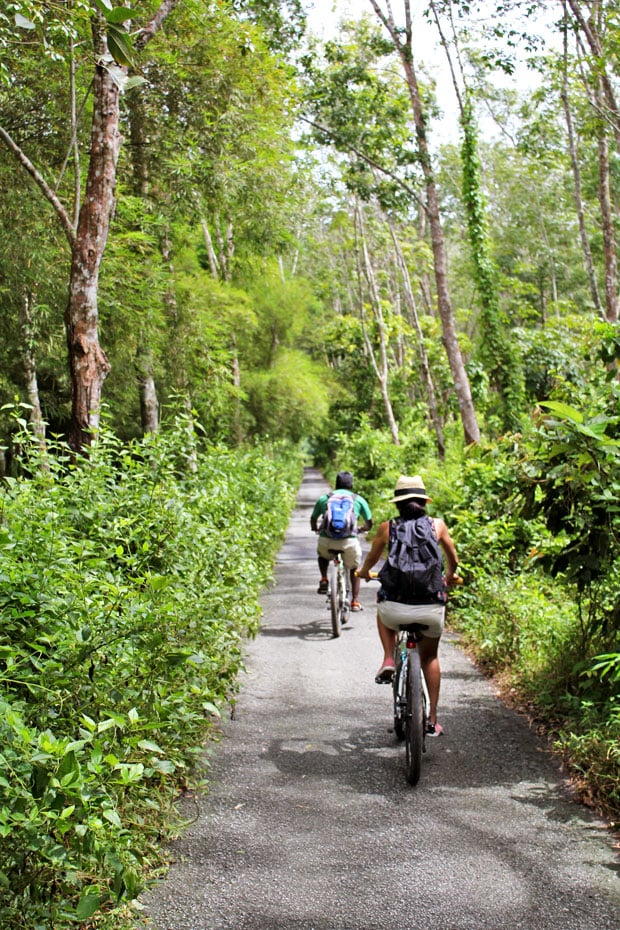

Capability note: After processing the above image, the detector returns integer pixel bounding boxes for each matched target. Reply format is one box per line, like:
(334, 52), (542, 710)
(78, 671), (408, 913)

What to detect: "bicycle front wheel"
(404, 648), (424, 785)
(328, 562), (340, 638)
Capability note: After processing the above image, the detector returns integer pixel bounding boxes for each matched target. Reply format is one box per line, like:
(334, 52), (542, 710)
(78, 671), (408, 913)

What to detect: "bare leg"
(377, 615), (397, 663)
(350, 569), (360, 600)
(418, 636), (441, 725)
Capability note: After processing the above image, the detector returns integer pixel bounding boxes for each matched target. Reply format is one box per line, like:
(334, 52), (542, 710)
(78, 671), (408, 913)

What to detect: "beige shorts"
(377, 600), (445, 638)
(317, 535), (362, 571)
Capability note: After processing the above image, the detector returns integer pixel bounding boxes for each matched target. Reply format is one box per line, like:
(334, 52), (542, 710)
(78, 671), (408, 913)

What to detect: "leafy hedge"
(0, 414), (302, 928)
(439, 410), (620, 825)
(324, 397), (620, 825)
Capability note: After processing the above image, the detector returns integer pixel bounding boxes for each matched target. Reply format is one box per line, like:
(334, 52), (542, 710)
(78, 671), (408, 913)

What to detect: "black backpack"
(378, 516), (445, 604)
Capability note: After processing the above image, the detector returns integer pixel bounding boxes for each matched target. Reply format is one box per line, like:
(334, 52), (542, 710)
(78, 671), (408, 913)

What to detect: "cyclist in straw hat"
(358, 475), (459, 737)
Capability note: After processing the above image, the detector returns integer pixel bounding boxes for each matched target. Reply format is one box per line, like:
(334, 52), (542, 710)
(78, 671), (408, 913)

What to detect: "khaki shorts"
(377, 600), (445, 638)
(317, 535), (362, 571)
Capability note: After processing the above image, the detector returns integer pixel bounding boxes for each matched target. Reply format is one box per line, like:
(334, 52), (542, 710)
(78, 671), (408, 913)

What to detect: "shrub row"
(326, 422), (619, 826)
(0, 415), (303, 928)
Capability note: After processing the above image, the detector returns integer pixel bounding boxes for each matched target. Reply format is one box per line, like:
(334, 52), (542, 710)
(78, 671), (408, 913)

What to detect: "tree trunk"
(387, 218), (445, 460)
(566, 0), (620, 155)
(2, 3), (180, 453)
(19, 289), (47, 459)
(201, 219), (221, 278)
(136, 345), (160, 435)
(561, 6), (603, 317)
(64, 16), (116, 452)
(595, 79), (618, 323)
(369, 0), (480, 446)
(403, 55), (479, 444)
(127, 81), (160, 435)
(355, 201), (400, 446)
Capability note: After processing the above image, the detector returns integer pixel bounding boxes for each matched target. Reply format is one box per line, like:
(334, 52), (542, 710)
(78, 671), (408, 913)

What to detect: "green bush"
(0, 414), (302, 927)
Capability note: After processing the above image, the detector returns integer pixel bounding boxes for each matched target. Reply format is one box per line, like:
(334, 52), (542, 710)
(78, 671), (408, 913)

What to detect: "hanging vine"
(460, 94), (525, 431)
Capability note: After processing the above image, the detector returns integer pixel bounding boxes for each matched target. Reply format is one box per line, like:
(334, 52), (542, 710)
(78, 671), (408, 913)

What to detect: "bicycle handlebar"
(356, 571), (463, 585)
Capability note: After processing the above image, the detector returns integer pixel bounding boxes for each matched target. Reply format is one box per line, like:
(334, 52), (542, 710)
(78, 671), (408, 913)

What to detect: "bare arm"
(358, 521), (389, 580)
(433, 518), (459, 583)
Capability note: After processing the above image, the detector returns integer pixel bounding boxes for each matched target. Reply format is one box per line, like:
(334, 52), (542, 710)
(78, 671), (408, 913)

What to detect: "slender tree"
(354, 199), (401, 445)
(1, 1), (181, 451)
(563, 0), (619, 322)
(368, 0), (481, 445)
(560, 2), (603, 316)
(386, 216), (445, 458)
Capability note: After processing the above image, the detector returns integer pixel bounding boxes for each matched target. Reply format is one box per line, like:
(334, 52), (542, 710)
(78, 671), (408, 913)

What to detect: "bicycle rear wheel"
(327, 561), (340, 638)
(404, 648), (424, 785)
(393, 652), (405, 740)
(338, 565), (350, 626)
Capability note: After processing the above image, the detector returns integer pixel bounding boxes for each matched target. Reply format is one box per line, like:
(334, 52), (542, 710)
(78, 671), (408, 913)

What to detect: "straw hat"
(389, 475), (432, 504)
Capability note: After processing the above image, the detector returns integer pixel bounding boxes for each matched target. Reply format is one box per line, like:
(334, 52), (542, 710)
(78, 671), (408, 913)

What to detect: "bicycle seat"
(398, 622), (429, 633)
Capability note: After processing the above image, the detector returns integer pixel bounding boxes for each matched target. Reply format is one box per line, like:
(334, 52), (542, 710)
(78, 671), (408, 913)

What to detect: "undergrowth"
(329, 422), (620, 828)
(0, 413), (303, 928)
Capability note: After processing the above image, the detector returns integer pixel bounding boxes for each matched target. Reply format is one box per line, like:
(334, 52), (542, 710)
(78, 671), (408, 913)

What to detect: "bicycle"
(391, 623), (430, 786)
(326, 548), (351, 638)
(387, 577), (462, 784)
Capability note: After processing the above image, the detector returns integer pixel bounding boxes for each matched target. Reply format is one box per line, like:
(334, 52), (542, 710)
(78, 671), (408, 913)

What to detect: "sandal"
(350, 601), (363, 612)
(375, 659), (395, 684)
(425, 722), (444, 737)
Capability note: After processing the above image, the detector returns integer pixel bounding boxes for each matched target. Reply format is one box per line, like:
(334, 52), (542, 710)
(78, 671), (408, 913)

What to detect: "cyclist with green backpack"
(310, 471), (372, 612)
(358, 475), (459, 736)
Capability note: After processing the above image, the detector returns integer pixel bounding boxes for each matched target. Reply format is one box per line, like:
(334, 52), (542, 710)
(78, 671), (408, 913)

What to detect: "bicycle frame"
(326, 549), (351, 638)
(392, 625), (430, 785)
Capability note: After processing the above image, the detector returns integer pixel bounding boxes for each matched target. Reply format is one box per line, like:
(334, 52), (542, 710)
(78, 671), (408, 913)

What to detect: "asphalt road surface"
(142, 468), (620, 930)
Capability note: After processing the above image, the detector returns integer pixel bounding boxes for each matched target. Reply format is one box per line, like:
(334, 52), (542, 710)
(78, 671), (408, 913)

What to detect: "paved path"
(142, 469), (620, 930)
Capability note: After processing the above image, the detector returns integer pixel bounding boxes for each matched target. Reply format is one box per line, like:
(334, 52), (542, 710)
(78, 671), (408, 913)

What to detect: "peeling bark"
(64, 17), (116, 450)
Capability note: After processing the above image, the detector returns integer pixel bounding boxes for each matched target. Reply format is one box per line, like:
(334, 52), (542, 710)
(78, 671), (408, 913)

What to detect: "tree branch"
(300, 115), (426, 213)
(134, 0), (183, 52)
(0, 125), (76, 247)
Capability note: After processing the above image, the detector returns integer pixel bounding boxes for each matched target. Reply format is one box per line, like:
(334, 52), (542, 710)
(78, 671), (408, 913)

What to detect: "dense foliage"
(0, 413), (302, 927)
(0, 0), (619, 923)
(327, 322), (620, 824)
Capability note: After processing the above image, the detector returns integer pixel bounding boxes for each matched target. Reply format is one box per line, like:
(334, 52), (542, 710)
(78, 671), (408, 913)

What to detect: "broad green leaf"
(107, 9), (134, 25)
(76, 891), (101, 920)
(539, 401), (584, 423)
(137, 739), (164, 754)
(107, 26), (135, 68)
(103, 808), (122, 827)
(126, 76), (148, 91)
